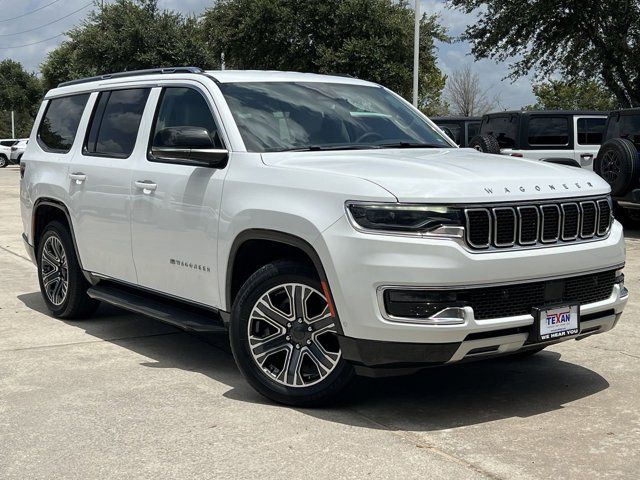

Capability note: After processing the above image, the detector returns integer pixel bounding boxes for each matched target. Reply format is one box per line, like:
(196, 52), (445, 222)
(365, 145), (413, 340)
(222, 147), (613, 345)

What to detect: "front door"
(130, 85), (227, 308)
(68, 88), (151, 283)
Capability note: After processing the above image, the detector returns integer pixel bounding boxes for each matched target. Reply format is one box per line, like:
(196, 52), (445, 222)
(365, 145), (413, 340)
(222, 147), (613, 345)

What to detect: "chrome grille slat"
(464, 197), (612, 250)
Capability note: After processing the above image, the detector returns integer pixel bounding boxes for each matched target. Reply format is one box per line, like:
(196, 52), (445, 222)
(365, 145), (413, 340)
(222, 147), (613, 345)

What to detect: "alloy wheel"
(600, 150), (621, 184)
(247, 283), (341, 388)
(41, 235), (69, 306)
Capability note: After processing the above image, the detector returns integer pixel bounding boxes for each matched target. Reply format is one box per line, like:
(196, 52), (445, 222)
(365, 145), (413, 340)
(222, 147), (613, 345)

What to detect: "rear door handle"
(134, 180), (158, 193)
(69, 172), (87, 184)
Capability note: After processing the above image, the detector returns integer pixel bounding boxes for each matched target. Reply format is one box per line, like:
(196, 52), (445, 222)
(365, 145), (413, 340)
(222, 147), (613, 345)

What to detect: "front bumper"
(317, 216), (626, 345)
(339, 285), (626, 376)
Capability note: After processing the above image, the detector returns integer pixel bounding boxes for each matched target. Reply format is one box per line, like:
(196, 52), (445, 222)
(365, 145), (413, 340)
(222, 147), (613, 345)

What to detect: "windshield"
(218, 82), (452, 152)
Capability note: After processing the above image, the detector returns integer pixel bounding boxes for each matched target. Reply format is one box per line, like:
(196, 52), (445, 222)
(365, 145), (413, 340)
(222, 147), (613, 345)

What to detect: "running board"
(87, 284), (227, 333)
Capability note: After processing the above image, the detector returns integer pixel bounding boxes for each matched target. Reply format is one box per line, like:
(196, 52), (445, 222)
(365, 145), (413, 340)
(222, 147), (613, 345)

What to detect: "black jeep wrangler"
(594, 108), (640, 217)
(431, 116), (481, 148)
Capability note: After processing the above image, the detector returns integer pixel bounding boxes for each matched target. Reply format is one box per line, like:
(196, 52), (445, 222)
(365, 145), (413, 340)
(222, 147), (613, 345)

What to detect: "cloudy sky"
(0, 0), (535, 109)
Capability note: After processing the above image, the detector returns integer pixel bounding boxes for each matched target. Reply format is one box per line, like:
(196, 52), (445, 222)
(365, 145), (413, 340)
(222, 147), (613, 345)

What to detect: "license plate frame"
(532, 304), (581, 343)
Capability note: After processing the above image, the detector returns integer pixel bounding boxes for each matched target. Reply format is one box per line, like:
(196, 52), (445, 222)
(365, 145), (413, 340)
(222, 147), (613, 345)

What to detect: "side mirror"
(150, 126), (229, 168)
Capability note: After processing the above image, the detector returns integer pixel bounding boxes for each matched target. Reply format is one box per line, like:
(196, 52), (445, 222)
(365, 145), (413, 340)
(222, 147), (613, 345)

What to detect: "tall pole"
(221, 52), (226, 71)
(412, 0), (420, 107)
(11, 110), (15, 138)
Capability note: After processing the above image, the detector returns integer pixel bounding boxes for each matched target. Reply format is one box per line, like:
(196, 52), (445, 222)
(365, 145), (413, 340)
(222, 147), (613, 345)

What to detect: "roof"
(431, 116), (481, 122)
(484, 110), (608, 117)
(205, 70), (377, 86)
(608, 107), (640, 116)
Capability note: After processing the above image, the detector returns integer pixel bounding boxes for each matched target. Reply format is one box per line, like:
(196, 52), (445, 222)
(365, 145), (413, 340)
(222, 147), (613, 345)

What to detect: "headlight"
(346, 202), (464, 237)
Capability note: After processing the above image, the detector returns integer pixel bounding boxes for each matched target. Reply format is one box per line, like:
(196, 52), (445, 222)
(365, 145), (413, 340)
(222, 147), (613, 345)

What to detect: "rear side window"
(85, 88), (150, 158)
(467, 121), (480, 140)
(577, 118), (606, 145)
(483, 115), (517, 148)
(606, 114), (640, 147)
(528, 117), (569, 146)
(435, 122), (461, 144)
(38, 94), (90, 153)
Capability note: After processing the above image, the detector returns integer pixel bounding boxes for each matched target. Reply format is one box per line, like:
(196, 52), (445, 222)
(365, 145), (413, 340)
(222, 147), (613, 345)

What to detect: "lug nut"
(298, 319), (303, 324)
(286, 335), (291, 341)
(287, 322), (292, 328)
(306, 339), (311, 345)
(295, 344), (300, 349)
(307, 326), (313, 332)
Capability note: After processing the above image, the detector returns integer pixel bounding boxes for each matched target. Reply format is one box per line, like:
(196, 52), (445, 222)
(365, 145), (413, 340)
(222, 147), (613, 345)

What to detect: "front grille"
(464, 197), (612, 249)
(459, 270), (616, 320)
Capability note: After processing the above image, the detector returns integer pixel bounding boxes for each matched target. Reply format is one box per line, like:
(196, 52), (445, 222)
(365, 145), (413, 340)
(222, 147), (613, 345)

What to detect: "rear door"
(130, 84), (228, 307)
(574, 116), (607, 169)
(68, 88), (151, 283)
(521, 114), (572, 161)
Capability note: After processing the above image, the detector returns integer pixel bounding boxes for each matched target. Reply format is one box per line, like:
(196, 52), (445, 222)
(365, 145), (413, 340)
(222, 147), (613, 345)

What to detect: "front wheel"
(229, 260), (354, 406)
(0, 155), (7, 168)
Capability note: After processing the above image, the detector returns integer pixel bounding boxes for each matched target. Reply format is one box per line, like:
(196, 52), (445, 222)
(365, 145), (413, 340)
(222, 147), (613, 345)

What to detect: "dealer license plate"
(536, 305), (580, 341)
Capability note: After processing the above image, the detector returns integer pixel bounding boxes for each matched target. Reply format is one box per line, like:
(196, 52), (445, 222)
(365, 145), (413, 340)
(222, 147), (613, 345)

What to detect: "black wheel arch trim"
(541, 157), (581, 168)
(32, 197), (92, 282)
(226, 228), (344, 334)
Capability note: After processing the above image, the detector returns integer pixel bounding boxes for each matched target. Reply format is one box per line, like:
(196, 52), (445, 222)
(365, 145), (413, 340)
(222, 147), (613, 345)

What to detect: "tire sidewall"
(229, 262), (353, 405)
(0, 156), (7, 168)
(37, 222), (79, 317)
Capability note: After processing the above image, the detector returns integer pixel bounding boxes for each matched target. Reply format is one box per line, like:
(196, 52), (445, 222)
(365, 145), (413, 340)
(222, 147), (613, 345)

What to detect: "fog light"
(383, 289), (467, 323)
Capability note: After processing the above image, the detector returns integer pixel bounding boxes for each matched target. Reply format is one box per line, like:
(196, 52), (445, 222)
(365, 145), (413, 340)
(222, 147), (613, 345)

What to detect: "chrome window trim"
(492, 207), (517, 247)
(561, 203), (580, 241)
(540, 204), (561, 243)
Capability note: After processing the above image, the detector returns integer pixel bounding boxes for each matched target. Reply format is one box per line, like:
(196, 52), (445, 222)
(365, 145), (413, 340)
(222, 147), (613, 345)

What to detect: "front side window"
(577, 118), (606, 145)
(151, 87), (223, 150)
(219, 82), (451, 152)
(483, 115), (517, 148)
(85, 88), (150, 157)
(528, 117), (569, 146)
(38, 94), (90, 153)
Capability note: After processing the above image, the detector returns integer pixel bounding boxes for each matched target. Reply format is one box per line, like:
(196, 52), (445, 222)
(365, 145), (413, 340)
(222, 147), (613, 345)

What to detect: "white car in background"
(0, 138), (18, 168)
(10, 139), (28, 164)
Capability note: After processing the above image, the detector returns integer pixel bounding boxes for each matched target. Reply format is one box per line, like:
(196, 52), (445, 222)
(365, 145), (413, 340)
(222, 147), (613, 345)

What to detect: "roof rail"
(57, 66), (204, 88)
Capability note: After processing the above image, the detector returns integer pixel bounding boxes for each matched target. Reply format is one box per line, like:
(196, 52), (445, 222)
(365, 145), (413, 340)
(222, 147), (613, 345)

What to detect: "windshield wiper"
(378, 141), (445, 149)
(277, 145), (383, 152)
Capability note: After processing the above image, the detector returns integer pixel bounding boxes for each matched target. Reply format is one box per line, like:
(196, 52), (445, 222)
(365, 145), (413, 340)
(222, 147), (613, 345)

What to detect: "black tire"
(37, 221), (99, 319)
(229, 260), (354, 406)
(0, 155), (7, 168)
(594, 138), (639, 196)
(469, 134), (501, 154)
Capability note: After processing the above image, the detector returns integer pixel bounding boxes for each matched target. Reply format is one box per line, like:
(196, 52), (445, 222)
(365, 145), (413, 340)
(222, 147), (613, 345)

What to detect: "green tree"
(41, 0), (214, 90)
(0, 59), (42, 138)
(447, 0), (640, 107)
(202, 0), (448, 111)
(526, 79), (618, 111)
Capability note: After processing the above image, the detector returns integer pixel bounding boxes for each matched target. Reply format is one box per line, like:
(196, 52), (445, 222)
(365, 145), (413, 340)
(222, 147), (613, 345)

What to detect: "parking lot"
(0, 165), (639, 480)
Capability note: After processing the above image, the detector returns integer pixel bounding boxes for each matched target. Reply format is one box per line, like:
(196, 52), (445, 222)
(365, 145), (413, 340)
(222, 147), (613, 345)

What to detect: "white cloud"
(0, 0), (535, 108)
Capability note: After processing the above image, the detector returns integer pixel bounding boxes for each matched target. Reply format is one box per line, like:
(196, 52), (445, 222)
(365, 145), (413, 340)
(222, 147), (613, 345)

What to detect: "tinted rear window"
(483, 115), (517, 148)
(577, 118), (606, 145)
(528, 117), (569, 146)
(467, 121), (480, 140)
(85, 89), (150, 157)
(605, 114), (640, 147)
(38, 94), (90, 153)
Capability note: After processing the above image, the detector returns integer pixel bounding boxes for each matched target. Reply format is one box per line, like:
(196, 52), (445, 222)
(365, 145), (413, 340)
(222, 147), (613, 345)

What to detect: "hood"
(261, 148), (611, 203)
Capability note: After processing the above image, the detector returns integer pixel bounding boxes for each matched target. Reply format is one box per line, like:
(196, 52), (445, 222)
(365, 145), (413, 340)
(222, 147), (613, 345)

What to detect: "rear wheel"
(229, 260), (354, 406)
(0, 155), (7, 168)
(469, 134), (501, 154)
(594, 138), (638, 196)
(37, 221), (99, 318)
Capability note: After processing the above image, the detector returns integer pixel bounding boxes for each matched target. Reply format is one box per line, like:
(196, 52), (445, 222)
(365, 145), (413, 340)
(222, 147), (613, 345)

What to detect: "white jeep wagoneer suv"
(20, 67), (628, 405)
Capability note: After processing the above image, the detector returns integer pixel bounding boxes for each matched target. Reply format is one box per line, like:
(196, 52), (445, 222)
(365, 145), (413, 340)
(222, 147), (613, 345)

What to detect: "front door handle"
(69, 172), (87, 184)
(134, 180), (158, 193)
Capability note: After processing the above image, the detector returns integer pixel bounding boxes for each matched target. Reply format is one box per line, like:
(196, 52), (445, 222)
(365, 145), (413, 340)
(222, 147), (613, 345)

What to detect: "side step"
(87, 283), (227, 333)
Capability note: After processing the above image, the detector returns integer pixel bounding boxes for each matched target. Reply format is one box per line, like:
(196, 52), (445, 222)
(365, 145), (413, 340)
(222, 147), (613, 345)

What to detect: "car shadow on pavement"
(18, 291), (610, 432)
